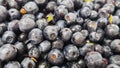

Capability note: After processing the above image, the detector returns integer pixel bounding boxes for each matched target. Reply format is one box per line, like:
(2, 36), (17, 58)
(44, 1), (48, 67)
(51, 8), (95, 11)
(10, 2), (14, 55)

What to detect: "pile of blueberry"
(0, 0), (120, 68)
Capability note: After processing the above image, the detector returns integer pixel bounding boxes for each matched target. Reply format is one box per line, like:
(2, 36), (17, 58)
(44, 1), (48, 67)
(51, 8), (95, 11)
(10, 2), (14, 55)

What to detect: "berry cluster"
(0, 0), (120, 68)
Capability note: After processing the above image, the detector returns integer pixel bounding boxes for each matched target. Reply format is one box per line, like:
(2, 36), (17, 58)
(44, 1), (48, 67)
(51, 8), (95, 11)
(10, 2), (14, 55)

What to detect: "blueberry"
(97, 17), (108, 28)
(85, 51), (107, 68)
(21, 57), (36, 68)
(89, 10), (98, 19)
(8, 8), (20, 20)
(86, 21), (98, 32)
(76, 17), (84, 25)
(28, 28), (43, 44)
(7, 0), (18, 9)
(56, 20), (66, 29)
(38, 40), (51, 53)
(115, 0), (120, 9)
(18, 33), (27, 42)
(71, 59), (86, 68)
(14, 42), (24, 55)
(64, 12), (77, 25)
(107, 64), (120, 68)
(71, 32), (85, 45)
(79, 41), (95, 56)
(94, 0), (105, 4)
(94, 44), (103, 54)
(0, 5), (7, 22)
(34, 0), (47, 5)
(22, 14), (35, 20)
(0, 0), (7, 6)
(46, 1), (57, 11)
(43, 26), (59, 41)
(110, 55), (120, 66)
(2, 31), (16, 44)
(93, 3), (101, 11)
(89, 29), (104, 42)
(98, 8), (110, 18)
(47, 49), (64, 65)
(55, 5), (68, 19)
(58, 0), (74, 10)
(102, 46), (113, 58)
(36, 12), (44, 19)
(0, 44), (17, 61)
(52, 38), (64, 49)
(37, 61), (50, 68)
(82, 2), (94, 9)
(4, 61), (21, 68)
(0, 23), (7, 35)
(19, 18), (36, 32)
(51, 66), (60, 68)
(80, 7), (91, 18)
(115, 9), (120, 17)
(22, 1), (39, 14)
(63, 44), (79, 61)
(105, 24), (119, 38)
(110, 39), (120, 53)
(60, 28), (72, 41)
(7, 20), (19, 32)
(70, 25), (82, 33)
(111, 16), (120, 25)
(103, 4), (115, 14)
(36, 18), (48, 30)
(81, 29), (89, 38)
(0, 38), (4, 47)
(28, 47), (40, 59)
(26, 43), (35, 51)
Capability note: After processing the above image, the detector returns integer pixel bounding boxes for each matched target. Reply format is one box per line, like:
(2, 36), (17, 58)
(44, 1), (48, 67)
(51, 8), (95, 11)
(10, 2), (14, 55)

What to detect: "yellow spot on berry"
(20, 8), (27, 14)
(84, 0), (92, 2)
(31, 57), (37, 62)
(109, 14), (113, 24)
(46, 13), (54, 23)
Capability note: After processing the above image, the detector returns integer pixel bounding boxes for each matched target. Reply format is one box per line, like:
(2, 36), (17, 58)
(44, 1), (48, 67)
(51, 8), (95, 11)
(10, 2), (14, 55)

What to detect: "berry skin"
(64, 12), (77, 24)
(22, 1), (39, 14)
(85, 51), (107, 68)
(7, 0), (18, 9)
(8, 8), (20, 20)
(89, 29), (104, 42)
(51, 66), (60, 68)
(0, 44), (17, 61)
(19, 18), (36, 32)
(97, 17), (108, 28)
(28, 47), (40, 59)
(38, 40), (51, 53)
(0, 5), (7, 22)
(46, 1), (57, 11)
(70, 25), (82, 33)
(4, 61), (21, 68)
(102, 46), (113, 58)
(26, 43), (35, 51)
(14, 42), (25, 55)
(28, 28), (43, 44)
(60, 28), (72, 41)
(36, 18), (48, 30)
(18, 33), (27, 42)
(7, 20), (20, 32)
(56, 20), (66, 29)
(82, 2), (94, 9)
(22, 14), (35, 20)
(21, 57), (36, 68)
(2, 31), (16, 44)
(89, 10), (98, 19)
(37, 61), (50, 68)
(80, 7), (91, 18)
(107, 64), (120, 68)
(71, 32), (85, 46)
(110, 39), (120, 53)
(43, 26), (59, 41)
(79, 42), (95, 56)
(110, 55), (120, 66)
(52, 38), (64, 49)
(63, 44), (79, 61)
(47, 49), (64, 65)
